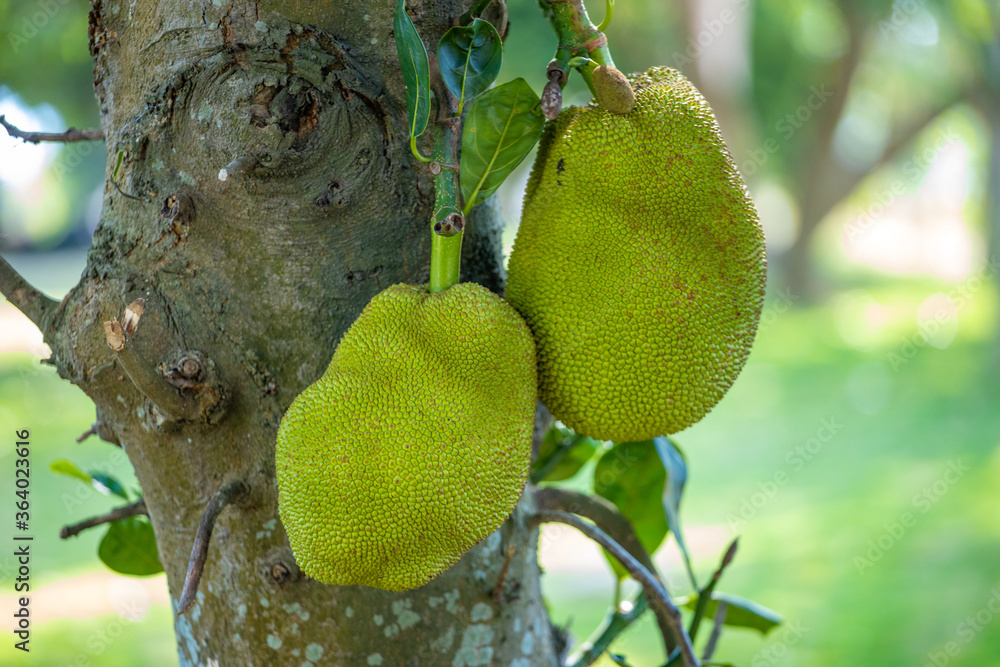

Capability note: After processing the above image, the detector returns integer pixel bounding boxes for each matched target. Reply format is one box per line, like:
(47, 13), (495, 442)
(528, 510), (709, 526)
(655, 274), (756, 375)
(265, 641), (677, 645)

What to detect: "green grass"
(0, 604), (176, 666)
(2, 277), (998, 665)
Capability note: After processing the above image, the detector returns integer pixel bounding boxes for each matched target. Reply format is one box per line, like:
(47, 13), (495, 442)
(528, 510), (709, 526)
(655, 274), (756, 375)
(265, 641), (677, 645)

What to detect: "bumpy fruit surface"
(276, 283), (536, 591)
(506, 66), (766, 442)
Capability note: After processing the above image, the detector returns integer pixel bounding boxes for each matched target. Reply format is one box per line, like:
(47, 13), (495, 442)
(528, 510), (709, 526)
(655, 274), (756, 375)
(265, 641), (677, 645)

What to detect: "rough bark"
(39, 0), (558, 664)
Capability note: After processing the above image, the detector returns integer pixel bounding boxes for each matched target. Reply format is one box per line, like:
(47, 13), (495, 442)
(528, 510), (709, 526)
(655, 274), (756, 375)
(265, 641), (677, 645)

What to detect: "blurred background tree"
(2, 0), (998, 665)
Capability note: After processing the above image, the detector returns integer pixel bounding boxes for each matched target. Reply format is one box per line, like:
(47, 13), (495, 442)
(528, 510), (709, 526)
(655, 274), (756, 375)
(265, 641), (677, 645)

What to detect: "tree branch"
(76, 422), (98, 443)
(178, 480), (249, 614)
(60, 499), (148, 539)
(825, 85), (968, 218)
(534, 487), (677, 658)
(536, 487), (680, 658)
(0, 114), (104, 144)
(534, 487), (660, 578)
(530, 509), (700, 667)
(0, 254), (60, 333)
(794, 3), (867, 224)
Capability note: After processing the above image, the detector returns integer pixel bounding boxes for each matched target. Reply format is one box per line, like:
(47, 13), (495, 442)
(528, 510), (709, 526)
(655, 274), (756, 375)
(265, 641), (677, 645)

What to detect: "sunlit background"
(1, 0), (998, 665)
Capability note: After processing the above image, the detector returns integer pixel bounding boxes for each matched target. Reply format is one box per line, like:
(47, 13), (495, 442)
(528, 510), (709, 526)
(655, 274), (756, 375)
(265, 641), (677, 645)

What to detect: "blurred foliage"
(0, 0), (96, 124)
(0, 0), (103, 249)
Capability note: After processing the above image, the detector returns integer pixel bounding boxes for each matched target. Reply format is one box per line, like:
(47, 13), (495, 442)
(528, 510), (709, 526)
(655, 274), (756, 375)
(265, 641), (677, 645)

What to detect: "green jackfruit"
(592, 64), (635, 115)
(506, 66), (766, 442)
(276, 283), (536, 591)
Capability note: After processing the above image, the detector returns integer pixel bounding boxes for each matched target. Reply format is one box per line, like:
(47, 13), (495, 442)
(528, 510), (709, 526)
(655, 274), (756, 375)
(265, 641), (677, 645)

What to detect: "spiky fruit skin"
(506, 66), (766, 442)
(276, 283), (537, 591)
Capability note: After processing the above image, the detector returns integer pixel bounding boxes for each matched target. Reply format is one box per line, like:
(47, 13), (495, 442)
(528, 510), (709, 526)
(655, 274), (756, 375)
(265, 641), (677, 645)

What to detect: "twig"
(688, 538), (738, 642)
(534, 487), (660, 577)
(534, 487), (677, 657)
(700, 602), (728, 662)
(0, 114), (104, 144)
(492, 543), (515, 603)
(0, 254), (59, 332)
(60, 499), (147, 539)
(567, 592), (648, 667)
(104, 299), (200, 421)
(178, 480), (249, 614)
(76, 423), (98, 443)
(530, 510), (700, 667)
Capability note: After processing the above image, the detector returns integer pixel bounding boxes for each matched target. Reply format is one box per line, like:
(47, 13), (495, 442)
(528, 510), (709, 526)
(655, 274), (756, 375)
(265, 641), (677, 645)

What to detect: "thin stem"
(0, 254), (59, 333)
(596, 0), (615, 33)
(534, 487), (676, 656)
(0, 114), (104, 143)
(60, 499), (148, 539)
(538, 0), (616, 95)
(700, 602), (728, 662)
(688, 538), (738, 643)
(428, 119), (464, 293)
(534, 487), (660, 577)
(411, 135), (432, 163)
(531, 510), (700, 667)
(430, 232), (462, 292)
(76, 423), (98, 443)
(178, 480), (249, 614)
(459, 0), (496, 25)
(567, 593), (648, 667)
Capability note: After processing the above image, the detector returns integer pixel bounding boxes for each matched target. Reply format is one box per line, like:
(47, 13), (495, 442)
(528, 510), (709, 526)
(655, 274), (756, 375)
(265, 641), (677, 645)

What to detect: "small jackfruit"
(592, 65), (635, 115)
(276, 283), (536, 591)
(506, 66), (766, 442)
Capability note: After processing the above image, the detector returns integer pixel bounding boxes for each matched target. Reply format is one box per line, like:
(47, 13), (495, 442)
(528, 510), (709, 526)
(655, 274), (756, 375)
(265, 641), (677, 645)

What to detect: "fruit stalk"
(428, 118), (464, 293)
(538, 0), (616, 94)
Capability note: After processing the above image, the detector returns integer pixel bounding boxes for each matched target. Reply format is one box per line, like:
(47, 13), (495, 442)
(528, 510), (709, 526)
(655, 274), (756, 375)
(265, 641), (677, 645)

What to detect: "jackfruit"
(592, 64), (635, 115)
(506, 66), (766, 442)
(275, 283), (536, 591)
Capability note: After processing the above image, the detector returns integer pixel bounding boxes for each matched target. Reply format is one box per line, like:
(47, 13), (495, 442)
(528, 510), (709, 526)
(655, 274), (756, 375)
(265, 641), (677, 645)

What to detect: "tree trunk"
(41, 0), (558, 664)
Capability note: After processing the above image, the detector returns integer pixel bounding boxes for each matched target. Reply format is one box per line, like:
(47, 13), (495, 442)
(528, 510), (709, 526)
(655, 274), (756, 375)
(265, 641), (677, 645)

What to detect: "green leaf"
(393, 0), (430, 139)
(89, 472), (130, 501)
(98, 517), (164, 577)
(460, 77), (544, 214)
(677, 591), (783, 635)
(594, 440), (669, 579)
(531, 423), (599, 483)
(654, 436), (697, 588)
(437, 18), (502, 114)
(50, 459), (92, 484)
